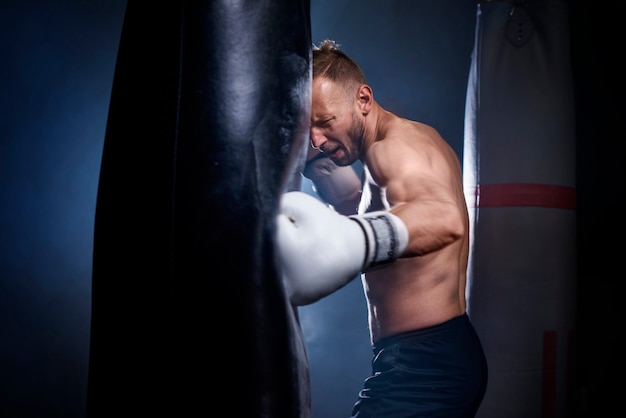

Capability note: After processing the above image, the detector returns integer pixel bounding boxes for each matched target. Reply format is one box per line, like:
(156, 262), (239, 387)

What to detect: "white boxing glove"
(275, 191), (408, 306)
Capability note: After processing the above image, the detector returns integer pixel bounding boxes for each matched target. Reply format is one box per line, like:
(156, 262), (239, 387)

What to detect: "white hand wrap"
(349, 211), (409, 271)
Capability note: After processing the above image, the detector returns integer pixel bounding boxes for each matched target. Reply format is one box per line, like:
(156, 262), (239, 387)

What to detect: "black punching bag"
(86, 2), (312, 417)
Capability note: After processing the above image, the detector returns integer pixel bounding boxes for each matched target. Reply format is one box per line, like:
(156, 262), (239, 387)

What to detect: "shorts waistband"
(373, 313), (469, 353)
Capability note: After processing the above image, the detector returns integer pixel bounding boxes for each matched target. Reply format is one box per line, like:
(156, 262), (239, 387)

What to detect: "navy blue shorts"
(350, 313), (488, 418)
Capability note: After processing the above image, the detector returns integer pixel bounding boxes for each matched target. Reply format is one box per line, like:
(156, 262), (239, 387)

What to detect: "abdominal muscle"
(362, 247), (466, 344)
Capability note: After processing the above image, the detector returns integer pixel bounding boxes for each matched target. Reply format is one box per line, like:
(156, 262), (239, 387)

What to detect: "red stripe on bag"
(465, 183), (576, 209)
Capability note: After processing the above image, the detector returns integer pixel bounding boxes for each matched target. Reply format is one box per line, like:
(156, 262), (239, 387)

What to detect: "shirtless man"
(276, 39), (487, 417)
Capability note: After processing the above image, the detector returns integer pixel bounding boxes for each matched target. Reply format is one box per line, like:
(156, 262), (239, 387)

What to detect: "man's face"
(310, 78), (362, 166)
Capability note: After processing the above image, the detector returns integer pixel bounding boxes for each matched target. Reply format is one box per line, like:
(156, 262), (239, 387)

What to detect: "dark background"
(0, 1), (622, 417)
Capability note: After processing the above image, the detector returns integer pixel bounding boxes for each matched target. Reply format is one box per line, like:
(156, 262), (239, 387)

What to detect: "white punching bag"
(463, 1), (576, 417)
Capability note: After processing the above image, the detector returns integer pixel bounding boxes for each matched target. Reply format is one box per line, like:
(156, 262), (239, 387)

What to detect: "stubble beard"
(346, 111), (366, 163)
(327, 111), (366, 167)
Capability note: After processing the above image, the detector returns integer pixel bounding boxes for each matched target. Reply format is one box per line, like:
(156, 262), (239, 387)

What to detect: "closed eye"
(312, 116), (334, 129)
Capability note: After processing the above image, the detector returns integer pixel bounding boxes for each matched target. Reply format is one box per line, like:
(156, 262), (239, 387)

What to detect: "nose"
(309, 127), (324, 150)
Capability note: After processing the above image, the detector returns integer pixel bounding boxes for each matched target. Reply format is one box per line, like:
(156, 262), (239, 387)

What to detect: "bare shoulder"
(404, 119), (447, 147)
(397, 119), (461, 172)
(367, 119), (441, 177)
(365, 118), (461, 205)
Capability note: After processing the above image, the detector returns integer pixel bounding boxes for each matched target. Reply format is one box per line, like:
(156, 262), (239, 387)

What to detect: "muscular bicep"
(368, 144), (464, 257)
(367, 141), (435, 207)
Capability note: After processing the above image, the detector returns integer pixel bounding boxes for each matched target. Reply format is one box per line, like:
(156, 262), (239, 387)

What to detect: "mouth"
(323, 146), (342, 159)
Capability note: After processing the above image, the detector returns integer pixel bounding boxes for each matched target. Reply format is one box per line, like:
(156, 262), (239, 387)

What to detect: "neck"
(360, 103), (390, 160)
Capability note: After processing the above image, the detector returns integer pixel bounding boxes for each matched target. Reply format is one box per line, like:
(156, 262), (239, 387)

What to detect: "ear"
(356, 84), (373, 115)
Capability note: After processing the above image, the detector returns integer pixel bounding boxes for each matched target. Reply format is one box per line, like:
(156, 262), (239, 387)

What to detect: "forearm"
(390, 199), (466, 258)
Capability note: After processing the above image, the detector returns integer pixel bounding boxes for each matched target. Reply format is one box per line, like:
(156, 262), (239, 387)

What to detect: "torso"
(358, 118), (469, 344)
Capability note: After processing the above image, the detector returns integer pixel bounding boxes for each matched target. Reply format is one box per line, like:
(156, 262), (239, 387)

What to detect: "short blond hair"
(312, 39), (366, 93)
